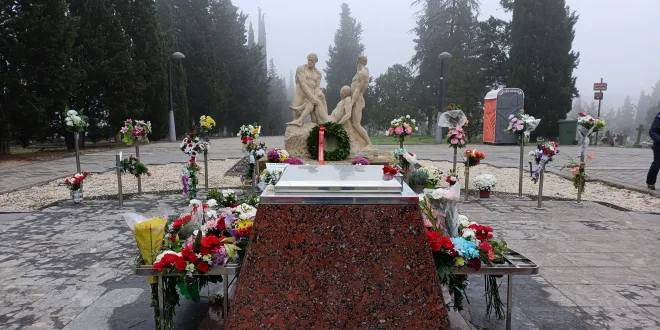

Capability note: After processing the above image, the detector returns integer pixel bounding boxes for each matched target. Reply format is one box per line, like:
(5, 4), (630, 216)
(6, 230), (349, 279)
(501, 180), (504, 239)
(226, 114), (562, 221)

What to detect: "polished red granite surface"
(226, 204), (450, 329)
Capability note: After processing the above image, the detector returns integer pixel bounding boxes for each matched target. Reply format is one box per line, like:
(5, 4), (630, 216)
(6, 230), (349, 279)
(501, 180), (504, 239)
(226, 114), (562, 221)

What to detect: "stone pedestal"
(226, 204), (450, 329)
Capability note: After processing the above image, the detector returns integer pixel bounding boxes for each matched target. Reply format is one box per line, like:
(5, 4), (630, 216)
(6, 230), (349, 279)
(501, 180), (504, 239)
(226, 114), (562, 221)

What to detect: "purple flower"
(211, 247), (228, 266)
(351, 156), (370, 166)
(182, 174), (189, 196)
(283, 157), (303, 165)
(267, 148), (282, 163)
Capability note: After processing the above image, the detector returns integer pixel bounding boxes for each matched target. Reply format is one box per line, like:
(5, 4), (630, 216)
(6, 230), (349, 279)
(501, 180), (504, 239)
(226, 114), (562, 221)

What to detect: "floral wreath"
(306, 122), (350, 161)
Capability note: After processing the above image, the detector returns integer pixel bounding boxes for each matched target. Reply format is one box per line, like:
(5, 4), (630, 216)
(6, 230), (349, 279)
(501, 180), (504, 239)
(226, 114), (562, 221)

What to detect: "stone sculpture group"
(284, 53), (378, 159)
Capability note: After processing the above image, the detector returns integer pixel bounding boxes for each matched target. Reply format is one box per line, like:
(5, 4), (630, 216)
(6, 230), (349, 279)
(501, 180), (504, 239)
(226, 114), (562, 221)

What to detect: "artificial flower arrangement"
(206, 189), (240, 208)
(120, 155), (152, 178)
(245, 140), (267, 161)
(385, 115), (418, 143)
(463, 149), (485, 167)
(420, 194), (509, 318)
(199, 115), (216, 136)
(505, 113), (540, 137)
(238, 123), (261, 142)
(182, 159), (200, 200)
(259, 168), (284, 186)
(64, 172), (90, 191)
(382, 164), (399, 181)
(180, 132), (210, 157)
(577, 113), (606, 133)
(267, 148), (289, 163)
(563, 154), (595, 191)
(473, 174), (497, 192)
(529, 141), (559, 183)
(420, 166), (442, 188)
(446, 125), (467, 149)
(351, 156), (371, 165)
(61, 107), (88, 132)
(392, 148), (418, 174)
(283, 157), (303, 165)
(446, 172), (458, 186)
(121, 119), (152, 146)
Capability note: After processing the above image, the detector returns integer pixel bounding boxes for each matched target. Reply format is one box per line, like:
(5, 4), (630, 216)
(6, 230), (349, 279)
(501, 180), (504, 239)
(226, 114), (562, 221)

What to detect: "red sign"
(594, 92), (604, 100)
(318, 126), (325, 165)
(593, 83), (608, 91)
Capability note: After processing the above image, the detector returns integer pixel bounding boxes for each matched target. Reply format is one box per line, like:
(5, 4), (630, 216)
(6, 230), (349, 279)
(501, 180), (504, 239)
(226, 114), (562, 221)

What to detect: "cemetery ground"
(1, 136), (660, 329)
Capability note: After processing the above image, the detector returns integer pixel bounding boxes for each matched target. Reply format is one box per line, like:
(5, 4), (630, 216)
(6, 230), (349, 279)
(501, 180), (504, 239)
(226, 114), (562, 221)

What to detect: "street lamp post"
(168, 52), (185, 142)
(435, 52), (452, 144)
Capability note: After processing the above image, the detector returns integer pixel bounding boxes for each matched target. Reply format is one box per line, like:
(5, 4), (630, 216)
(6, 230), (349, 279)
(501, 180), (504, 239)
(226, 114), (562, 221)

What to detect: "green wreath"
(307, 122), (351, 161)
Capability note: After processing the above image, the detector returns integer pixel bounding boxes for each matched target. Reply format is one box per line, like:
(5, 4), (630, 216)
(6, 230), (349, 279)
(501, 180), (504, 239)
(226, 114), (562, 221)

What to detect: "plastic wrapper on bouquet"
(425, 183), (461, 237)
(437, 110), (468, 128)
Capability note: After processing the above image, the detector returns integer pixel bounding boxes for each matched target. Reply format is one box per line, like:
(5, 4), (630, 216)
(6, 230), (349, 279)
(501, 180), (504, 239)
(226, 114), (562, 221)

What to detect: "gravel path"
(1, 159), (658, 213)
(420, 160), (660, 213)
(0, 159), (242, 212)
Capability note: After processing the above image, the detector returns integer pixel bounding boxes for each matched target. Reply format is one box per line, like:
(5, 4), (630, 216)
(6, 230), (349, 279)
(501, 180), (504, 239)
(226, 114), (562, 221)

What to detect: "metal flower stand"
(576, 153), (585, 205)
(464, 164), (471, 203)
(135, 263), (242, 330)
(452, 147), (458, 173)
(453, 250), (539, 330)
(115, 154), (123, 208)
(135, 145), (142, 194)
(74, 132), (82, 173)
(204, 151), (209, 191)
(536, 164), (546, 209)
(517, 135), (525, 198)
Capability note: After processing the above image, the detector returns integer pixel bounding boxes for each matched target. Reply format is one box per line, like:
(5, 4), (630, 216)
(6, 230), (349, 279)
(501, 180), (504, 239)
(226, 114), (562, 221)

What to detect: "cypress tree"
(507, 0), (580, 137)
(248, 22), (255, 48)
(324, 3), (365, 109)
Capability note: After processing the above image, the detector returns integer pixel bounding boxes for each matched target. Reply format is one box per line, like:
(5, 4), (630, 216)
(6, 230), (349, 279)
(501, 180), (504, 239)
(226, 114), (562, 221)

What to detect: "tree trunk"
(0, 138), (9, 155)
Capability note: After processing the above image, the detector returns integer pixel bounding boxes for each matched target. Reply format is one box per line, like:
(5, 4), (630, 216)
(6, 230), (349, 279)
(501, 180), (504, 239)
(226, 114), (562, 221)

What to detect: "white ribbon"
(248, 151), (255, 164)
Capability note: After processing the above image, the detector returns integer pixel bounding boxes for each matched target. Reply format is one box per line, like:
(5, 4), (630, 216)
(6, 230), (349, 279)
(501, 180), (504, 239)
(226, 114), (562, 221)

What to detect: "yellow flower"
(237, 220), (253, 229)
(279, 156), (288, 162)
(455, 257), (465, 267)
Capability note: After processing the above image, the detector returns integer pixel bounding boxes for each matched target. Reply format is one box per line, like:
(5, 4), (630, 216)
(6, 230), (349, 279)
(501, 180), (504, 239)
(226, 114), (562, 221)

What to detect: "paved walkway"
(1, 194), (659, 329)
(1, 137), (657, 197)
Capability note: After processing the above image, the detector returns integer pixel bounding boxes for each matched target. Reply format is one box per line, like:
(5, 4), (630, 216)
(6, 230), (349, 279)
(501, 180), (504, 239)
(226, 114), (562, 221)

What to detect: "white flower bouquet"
(473, 174), (497, 191)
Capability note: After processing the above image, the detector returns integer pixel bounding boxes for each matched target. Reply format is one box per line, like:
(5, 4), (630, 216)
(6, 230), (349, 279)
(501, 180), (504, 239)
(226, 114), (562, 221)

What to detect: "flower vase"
(71, 189), (84, 204)
(479, 190), (490, 198)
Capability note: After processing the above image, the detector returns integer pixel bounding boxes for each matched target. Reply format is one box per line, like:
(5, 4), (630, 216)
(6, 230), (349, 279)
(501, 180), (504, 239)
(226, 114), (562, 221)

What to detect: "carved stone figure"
(348, 55), (372, 146)
(328, 86), (353, 124)
(287, 53), (329, 126)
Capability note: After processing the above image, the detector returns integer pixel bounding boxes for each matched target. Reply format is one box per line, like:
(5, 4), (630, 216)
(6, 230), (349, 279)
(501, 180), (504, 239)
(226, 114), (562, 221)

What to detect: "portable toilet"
(483, 88), (525, 144)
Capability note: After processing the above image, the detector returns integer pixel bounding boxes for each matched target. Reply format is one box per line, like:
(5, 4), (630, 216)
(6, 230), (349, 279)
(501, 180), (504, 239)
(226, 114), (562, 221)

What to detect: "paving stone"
(581, 306), (660, 329)
(554, 285), (638, 307)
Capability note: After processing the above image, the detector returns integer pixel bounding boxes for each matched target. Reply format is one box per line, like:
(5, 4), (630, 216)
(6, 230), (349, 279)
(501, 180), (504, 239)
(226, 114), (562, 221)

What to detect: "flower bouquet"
(245, 140), (267, 161)
(351, 156), (370, 165)
(382, 164), (399, 181)
(425, 211), (509, 318)
(505, 113), (540, 137)
(199, 115), (216, 138)
(238, 123), (261, 143)
(446, 172), (458, 186)
(529, 141), (559, 183)
(121, 119), (152, 146)
(258, 168), (284, 191)
(577, 113), (606, 132)
(64, 172), (90, 203)
(267, 148), (289, 163)
(563, 154), (595, 191)
(420, 166), (442, 188)
(126, 212), (168, 285)
(182, 160), (200, 199)
(61, 107), (88, 132)
(446, 126), (467, 149)
(463, 149), (485, 167)
(473, 174), (497, 198)
(385, 115), (418, 144)
(120, 155), (152, 178)
(206, 189), (239, 208)
(180, 132), (210, 157)
(283, 157), (303, 165)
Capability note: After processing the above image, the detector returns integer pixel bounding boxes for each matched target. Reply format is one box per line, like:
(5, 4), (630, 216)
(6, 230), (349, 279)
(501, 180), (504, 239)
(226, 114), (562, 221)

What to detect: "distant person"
(647, 111), (660, 190)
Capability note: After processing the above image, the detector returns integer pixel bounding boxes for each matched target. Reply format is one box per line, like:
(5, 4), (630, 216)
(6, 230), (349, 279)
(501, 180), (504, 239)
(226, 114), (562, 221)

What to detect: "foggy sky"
(233, 0), (660, 111)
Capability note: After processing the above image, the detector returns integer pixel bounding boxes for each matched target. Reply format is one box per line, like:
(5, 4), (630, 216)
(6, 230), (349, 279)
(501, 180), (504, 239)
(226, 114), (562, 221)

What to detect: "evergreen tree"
(410, 0), (483, 137)
(265, 59), (289, 135)
(69, 0), (138, 144)
(324, 3), (365, 109)
(0, 0), (77, 149)
(644, 80), (660, 125)
(156, 0), (189, 135)
(248, 21), (255, 48)
(257, 8), (267, 74)
(114, 0), (170, 139)
(506, 0), (580, 138)
(365, 64), (415, 130)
